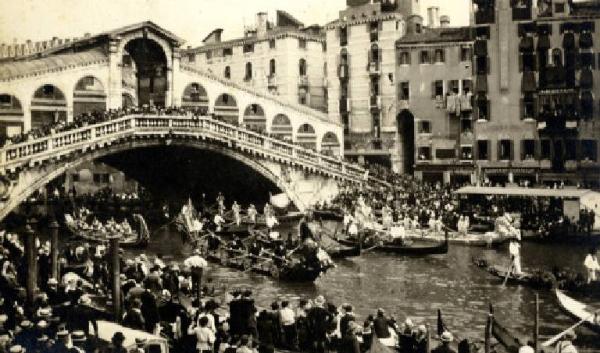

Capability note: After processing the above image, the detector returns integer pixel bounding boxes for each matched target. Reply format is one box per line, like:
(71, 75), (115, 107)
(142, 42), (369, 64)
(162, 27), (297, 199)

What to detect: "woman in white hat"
(431, 331), (455, 353)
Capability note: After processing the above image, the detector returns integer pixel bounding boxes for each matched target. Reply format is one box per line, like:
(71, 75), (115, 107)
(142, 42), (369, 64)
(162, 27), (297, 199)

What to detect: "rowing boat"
(489, 305), (526, 353)
(64, 213), (150, 249)
(405, 229), (509, 248)
(312, 209), (344, 222)
(555, 289), (600, 334)
(337, 231), (448, 256)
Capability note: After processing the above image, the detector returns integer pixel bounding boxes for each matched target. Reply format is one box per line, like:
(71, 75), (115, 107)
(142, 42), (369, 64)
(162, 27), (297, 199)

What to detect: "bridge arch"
(0, 94), (24, 138)
(297, 123), (316, 150)
(181, 82), (209, 112)
(321, 132), (341, 157)
(73, 75), (107, 117)
(214, 93), (239, 125)
(31, 84), (67, 130)
(242, 103), (266, 133)
(271, 114), (293, 141)
(1, 138), (306, 219)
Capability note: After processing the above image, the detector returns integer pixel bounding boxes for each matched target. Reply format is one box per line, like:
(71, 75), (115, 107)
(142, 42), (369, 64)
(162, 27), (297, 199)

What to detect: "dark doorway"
(123, 38), (168, 107)
(552, 139), (565, 172)
(397, 110), (415, 175)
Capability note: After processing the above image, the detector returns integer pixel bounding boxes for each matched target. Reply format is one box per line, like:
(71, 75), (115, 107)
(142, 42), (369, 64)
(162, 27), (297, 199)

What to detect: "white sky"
(0, 0), (470, 47)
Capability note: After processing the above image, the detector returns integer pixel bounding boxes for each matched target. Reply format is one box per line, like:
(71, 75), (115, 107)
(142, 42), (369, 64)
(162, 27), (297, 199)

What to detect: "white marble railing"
(0, 115), (366, 182)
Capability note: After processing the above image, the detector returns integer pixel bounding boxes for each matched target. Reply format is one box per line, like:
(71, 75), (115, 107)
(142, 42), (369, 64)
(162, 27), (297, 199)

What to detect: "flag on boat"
(270, 193), (290, 209)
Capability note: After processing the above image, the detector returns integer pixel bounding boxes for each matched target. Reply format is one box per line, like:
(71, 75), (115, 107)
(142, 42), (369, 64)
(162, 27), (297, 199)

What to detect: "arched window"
(299, 59), (307, 76)
(224, 66), (231, 79)
(552, 48), (563, 67)
(269, 59), (276, 76)
(370, 44), (380, 62)
(244, 62), (252, 81)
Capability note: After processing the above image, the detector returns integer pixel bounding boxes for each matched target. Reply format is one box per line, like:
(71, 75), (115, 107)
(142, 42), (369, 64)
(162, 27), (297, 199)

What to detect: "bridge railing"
(0, 114), (367, 182)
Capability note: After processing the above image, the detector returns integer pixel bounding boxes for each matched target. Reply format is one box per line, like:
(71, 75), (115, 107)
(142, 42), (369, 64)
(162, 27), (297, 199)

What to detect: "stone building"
(325, 0), (411, 166)
(471, 0), (600, 187)
(180, 10), (328, 118)
(395, 22), (475, 183)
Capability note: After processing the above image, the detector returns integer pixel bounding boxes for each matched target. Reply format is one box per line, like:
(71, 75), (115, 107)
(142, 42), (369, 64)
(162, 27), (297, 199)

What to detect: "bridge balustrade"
(1, 114), (368, 183)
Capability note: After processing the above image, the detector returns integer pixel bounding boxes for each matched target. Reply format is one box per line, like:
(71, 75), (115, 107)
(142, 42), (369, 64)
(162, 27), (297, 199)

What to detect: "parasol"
(183, 255), (208, 269)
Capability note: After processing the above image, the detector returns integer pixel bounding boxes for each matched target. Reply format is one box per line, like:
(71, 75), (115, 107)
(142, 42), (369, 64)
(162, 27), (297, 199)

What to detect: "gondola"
(555, 289), (600, 334)
(205, 247), (331, 282)
(472, 258), (600, 296)
(336, 231), (448, 256)
(405, 228), (510, 248)
(312, 209), (344, 222)
(64, 213), (150, 249)
(489, 305), (526, 353)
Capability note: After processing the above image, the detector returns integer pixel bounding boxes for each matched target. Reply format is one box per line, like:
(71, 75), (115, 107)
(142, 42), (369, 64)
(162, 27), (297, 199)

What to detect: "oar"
(502, 260), (514, 287)
(362, 244), (380, 253)
(542, 311), (599, 347)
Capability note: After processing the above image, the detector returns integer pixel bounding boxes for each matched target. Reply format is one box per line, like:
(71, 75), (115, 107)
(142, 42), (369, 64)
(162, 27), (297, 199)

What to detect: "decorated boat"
(555, 289), (600, 334)
(64, 213), (149, 249)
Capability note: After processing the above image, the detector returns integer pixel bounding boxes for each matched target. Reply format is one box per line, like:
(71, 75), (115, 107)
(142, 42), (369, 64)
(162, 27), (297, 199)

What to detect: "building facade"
(180, 10), (328, 120)
(471, 0), (600, 187)
(325, 1), (411, 166)
(395, 24), (475, 183)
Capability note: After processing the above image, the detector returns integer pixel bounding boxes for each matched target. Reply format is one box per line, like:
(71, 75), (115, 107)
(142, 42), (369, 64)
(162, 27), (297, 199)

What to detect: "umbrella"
(183, 255), (208, 269)
(62, 272), (81, 286)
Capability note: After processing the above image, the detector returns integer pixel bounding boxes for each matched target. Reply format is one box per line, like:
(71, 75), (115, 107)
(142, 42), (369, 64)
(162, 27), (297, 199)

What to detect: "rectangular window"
(187, 53), (196, 63)
(476, 97), (490, 120)
(460, 47), (472, 62)
(434, 48), (445, 63)
(522, 94), (536, 120)
(477, 140), (489, 160)
(554, 3), (565, 13)
(582, 140), (598, 161)
(243, 44), (254, 53)
(420, 50), (430, 64)
(418, 147), (432, 160)
(71, 173), (80, 182)
(433, 80), (444, 98)
(418, 120), (431, 134)
(269, 39), (276, 49)
(436, 149), (456, 159)
(499, 139), (513, 160)
(541, 139), (551, 159)
(476, 56), (489, 74)
(340, 27), (348, 46)
(223, 48), (233, 56)
(522, 139), (536, 160)
(565, 139), (577, 160)
(462, 79), (473, 93)
(206, 50), (212, 60)
(299, 38), (307, 49)
(399, 81), (410, 100)
(460, 146), (473, 160)
(449, 80), (459, 94)
(461, 118), (473, 133)
(399, 51), (411, 65)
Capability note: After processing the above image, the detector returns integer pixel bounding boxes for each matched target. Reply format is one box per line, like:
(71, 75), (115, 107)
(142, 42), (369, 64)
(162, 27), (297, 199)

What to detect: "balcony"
(369, 96), (382, 112)
(367, 61), (381, 76)
(267, 75), (277, 88)
(338, 64), (349, 80)
(298, 75), (309, 88)
(339, 98), (351, 114)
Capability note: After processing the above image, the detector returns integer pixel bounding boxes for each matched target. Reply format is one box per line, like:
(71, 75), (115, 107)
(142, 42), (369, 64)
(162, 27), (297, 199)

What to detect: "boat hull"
(555, 289), (600, 334)
(336, 237), (447, 256)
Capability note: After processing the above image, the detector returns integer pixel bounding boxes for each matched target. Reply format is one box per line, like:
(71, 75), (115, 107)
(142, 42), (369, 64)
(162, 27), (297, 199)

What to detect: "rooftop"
(396, 26), (473, 46)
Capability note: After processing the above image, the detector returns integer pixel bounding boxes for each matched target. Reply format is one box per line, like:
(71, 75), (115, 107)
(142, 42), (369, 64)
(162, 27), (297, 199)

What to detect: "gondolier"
(214, 213), (226, 232)
(508, 234), (522, 277)
(232, 201), (242, 226)
(583, 248), (599, 284)
(247, 204), (258, 224)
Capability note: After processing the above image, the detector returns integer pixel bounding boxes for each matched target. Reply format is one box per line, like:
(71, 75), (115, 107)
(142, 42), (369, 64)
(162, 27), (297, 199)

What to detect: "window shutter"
(510, 140), (515, 161)
(407, 51), (412, 65)
(487, 57), (491, 74)
(487, 100), (491, 120)
(487, 141), (491, 160)
(519, 54), (523, 72)
(379, 48), (382, 63)
(431, 81), (436, 99)
(430, 50), (436, 64)
(497, 140), (502, 160)
(378, 21), (383, 31)
(534, 139), (540, 160)
(520, 98), (524, 119)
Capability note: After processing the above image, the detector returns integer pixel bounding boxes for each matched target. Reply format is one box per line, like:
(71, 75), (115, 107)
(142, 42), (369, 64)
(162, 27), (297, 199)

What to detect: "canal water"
(136, 220), (600, 352)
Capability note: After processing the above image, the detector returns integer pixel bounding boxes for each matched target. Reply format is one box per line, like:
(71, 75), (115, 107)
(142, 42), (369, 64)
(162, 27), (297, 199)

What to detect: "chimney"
(84, 32), (91, 38)
(427, 6), (440, 27)
(256, 12), (268, 38)
(440, 15), (450, 27)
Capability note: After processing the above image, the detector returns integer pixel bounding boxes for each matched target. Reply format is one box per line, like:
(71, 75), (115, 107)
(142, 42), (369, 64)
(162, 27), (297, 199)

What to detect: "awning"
(0, 49), (108, 81)
(455, 186), (593, 198)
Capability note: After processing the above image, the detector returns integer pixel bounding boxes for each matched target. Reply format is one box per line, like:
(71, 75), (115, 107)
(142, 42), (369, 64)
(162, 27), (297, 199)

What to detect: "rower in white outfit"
(508, 234), (522, 276)
(213, 213), (225, 232)
(584, 248), (599, 284)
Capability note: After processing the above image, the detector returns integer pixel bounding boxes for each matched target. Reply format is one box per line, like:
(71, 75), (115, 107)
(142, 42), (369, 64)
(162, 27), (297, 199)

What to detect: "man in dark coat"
(306, 296), (332, 353)
(239, 290), (257, 337)
(140, 290), (160, 333)
(66, 295), (98, 337)
(256, 310), (275, 353)
(339, 304), (355, 339)
(372, 308), (391, 339)
(228, 290), (242, 338)
(122, 298), (145, 330)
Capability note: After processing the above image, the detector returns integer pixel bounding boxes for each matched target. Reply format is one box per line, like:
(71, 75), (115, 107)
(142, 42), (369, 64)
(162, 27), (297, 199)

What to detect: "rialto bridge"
(0, 22), (370, 220)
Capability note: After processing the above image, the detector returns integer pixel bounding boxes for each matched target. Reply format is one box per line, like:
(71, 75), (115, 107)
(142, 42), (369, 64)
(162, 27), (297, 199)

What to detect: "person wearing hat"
(71, 330), (86, 349)
(123, 298), (146, 331)
(54, 329), (71, 353)
(133, 338), (146, 353)
(306, 295), (332, 353)
(14, 320), (35, 352)
(187, 316), (215, 353)
(554, 330), (578, 353)
(339, 304), (355, 340)
(432, 331), (456, 353)
(8, 345), (24, 353)
(518, 339), (535, 353)
(583, 248), (599, 284)
(108, 332), (127, 353)
(508, 230), (522, 277)
(372, 308), (391, 339)
(340, 321), (361, 353)
(66, 295), (98, 338)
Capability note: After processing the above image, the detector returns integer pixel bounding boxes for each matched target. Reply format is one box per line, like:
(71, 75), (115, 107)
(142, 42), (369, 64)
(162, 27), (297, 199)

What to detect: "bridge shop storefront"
(414, 164), (475, 185)
(481, 167), (539, 187)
